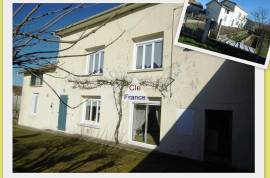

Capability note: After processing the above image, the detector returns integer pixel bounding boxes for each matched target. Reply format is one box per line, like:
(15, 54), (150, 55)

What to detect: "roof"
(206, 0), (233, 11)
(20, 64), (57, 74)
(221, 0), (236, 5)
(55, 3), (155, 37)
(188, 1), (203, 9)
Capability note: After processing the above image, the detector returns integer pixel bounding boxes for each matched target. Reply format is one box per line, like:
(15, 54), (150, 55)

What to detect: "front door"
(58, 95), (68, 131)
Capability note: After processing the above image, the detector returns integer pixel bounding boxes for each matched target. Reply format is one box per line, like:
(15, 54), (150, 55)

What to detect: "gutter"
(55, 3), (153, 37)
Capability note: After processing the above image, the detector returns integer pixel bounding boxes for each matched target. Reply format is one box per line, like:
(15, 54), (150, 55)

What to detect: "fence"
(181, 16), (206, 40)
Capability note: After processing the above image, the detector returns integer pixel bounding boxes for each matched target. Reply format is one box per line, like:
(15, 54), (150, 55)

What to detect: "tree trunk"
(113, 86), (124, 144)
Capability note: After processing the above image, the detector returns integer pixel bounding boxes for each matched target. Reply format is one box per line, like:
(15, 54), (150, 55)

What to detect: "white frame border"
(4, 1), (264, 178)
(174, 0), (270, 69)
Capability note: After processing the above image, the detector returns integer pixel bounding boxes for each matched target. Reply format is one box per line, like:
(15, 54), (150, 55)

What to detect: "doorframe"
(200, 103), (240, 161)
(128, 100), (161, 149)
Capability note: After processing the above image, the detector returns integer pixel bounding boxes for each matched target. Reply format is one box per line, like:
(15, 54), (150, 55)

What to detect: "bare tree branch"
(14, 4), (42, 35)
(13, 4), (25, 17)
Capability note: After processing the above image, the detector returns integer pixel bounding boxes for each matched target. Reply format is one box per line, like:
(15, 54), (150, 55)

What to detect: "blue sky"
(198, 0), (270, 19)
(13, 3), (120, 86)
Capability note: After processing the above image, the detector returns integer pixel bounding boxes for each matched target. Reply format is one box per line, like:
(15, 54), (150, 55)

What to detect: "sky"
(13, 3), (120, 86)
(198, 0), (270, 19)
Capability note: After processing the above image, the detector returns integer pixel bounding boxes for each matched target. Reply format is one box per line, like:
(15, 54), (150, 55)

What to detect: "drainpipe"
(170, 7), (179, 97)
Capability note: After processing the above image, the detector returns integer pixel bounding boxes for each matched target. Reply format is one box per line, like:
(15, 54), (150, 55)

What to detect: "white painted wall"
(207, 1), (248, 28)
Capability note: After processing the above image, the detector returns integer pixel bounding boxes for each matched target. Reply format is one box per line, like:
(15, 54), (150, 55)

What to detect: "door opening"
(204, 109), (232, 165)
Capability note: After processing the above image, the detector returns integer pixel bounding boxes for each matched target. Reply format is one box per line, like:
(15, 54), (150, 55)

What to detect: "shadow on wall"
(131, 60), (255, 172)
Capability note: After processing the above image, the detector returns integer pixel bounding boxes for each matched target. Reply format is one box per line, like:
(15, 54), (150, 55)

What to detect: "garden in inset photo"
(178, 0), (270, 67)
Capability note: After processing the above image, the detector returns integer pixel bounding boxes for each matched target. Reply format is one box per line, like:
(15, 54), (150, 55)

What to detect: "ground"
(13, 122), (245, 172)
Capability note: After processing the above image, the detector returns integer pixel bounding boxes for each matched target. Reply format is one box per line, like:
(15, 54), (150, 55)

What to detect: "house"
(13, 85), (22, 119)
(244, 18), (256, 31)
(186, 0), (204, 16)
(206, 0), (248, 28)
(18, 4), (254, 170)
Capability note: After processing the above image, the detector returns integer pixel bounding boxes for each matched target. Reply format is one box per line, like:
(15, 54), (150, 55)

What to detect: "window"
(30, 72), (43, 86)
(31, 93), (39, 114)
(238, 12), (241, 18)
(132, 102), (161, 145)
(88, 50), (104, 74)
(224, 15), (227, 22)
(82, 98), (101, 126)
(135, 38), (163, 70)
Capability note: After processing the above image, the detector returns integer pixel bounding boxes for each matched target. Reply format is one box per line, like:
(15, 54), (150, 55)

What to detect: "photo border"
(3, 1), (265, 178)
(174, 0), (270, 69)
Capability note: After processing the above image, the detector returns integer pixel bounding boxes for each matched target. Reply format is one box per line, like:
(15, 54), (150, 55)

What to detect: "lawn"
(13, 123), (243, 172)
(228, 31), (250, 42)
(178, 34), (222, 53)
(13, 124), (146, 172)
(259, 38), (270, 58)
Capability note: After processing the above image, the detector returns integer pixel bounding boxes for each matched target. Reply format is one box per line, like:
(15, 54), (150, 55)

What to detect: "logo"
(123, 78), (149, 102)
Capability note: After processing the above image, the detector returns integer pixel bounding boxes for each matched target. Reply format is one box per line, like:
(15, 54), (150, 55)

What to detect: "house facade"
(206, 0), (248, 28)
(19, 3), (254, 170)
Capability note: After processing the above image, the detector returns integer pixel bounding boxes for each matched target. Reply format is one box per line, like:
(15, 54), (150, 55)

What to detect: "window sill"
(30, 85), (43, 87)
(87, 73), (103, 77)
(79, 123), (100, 129)
(127, 68), (163, 74)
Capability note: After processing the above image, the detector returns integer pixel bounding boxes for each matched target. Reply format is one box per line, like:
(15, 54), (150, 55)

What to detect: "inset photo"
(175, 0), (270, 69)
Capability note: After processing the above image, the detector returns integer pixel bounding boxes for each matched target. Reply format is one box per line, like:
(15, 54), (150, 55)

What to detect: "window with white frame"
(135, 38), (163, 70)
(31, 93), (39, 114)
(88, 50), (104, 74)
(82, 98), (101, 126)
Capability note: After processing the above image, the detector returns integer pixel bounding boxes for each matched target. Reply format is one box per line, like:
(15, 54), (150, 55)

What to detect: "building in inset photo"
(177, 0), (270, 68)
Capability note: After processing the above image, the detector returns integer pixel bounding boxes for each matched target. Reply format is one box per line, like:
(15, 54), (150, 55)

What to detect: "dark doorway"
(204, 110), (232, 166)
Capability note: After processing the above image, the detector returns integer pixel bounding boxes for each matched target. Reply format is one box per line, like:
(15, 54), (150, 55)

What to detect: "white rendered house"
(206, 0), (248, 28)
(18, 4), (255, 170)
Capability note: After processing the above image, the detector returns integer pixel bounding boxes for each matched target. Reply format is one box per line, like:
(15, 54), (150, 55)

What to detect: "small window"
(83, 98), (101, 126)
(88, 50), (104, 74)
(31, 93), (39, 114)
(135, 39), (163, 70)
(30, 72), (43, 86)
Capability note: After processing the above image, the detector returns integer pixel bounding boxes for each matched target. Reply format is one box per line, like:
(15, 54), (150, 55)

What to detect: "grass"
(13, 124), (146, 172)
(228, 31), (250, 42)
(13, 123), (246, 172)
(259, 38), (270, 58)
(178, 34), (222, 53)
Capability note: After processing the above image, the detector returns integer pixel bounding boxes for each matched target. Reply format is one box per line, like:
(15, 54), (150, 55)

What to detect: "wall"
(218, 6), (248, 28)
(207, 1), (248, 28)
(206, 2), (221, 22)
